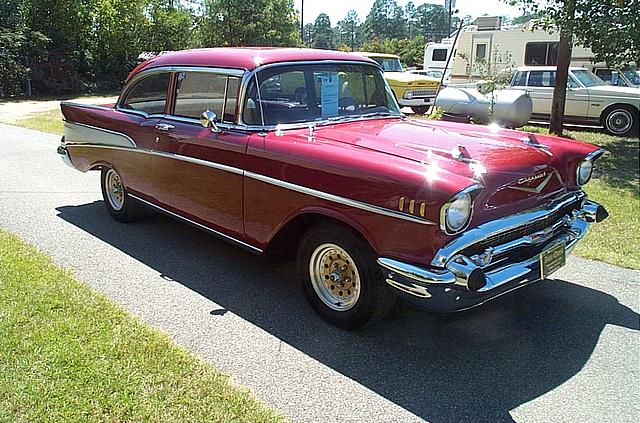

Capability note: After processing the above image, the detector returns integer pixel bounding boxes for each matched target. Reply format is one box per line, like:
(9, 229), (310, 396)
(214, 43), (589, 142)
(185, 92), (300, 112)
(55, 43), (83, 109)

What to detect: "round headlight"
(404, 90), (414, 100)
(444, 192), (472, 233)
(576, 159), (593, 186)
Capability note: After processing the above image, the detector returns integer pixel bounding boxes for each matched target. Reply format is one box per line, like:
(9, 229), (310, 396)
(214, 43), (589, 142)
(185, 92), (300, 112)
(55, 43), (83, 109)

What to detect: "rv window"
(432, 49), (448, 62)
(475, 44), (487, 61)
(525, 42), (559, 66)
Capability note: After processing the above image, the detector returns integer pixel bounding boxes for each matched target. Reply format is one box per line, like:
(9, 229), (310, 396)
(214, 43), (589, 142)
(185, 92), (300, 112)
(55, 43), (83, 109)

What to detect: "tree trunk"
(549, 0), (576, 136)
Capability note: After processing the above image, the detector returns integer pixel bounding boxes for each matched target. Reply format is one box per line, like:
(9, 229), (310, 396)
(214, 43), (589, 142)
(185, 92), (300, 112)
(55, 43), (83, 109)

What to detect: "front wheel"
(411, 106), (430, 115)
(603, 105), (639, 136)
(100, 167), (140, 222)
(297, 224), (396, 329)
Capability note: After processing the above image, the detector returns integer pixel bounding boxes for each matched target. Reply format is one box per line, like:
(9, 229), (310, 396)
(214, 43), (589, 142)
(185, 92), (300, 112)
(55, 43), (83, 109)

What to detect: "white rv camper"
(429, 17), (595, 84)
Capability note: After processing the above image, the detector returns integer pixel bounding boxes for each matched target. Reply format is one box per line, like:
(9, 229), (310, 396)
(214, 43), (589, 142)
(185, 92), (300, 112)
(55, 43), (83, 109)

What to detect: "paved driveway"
(1, 124), (638, 423)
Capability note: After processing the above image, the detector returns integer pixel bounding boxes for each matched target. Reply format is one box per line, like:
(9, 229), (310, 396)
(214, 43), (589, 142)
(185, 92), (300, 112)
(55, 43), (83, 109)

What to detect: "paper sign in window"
(320, 72), (339, 118)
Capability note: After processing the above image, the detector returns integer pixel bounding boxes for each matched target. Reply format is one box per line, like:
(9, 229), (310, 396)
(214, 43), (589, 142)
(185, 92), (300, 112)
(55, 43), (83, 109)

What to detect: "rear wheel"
(603, 105), (639, 136)
(100, 167), (140, 222)
(298, 223), (396, 329)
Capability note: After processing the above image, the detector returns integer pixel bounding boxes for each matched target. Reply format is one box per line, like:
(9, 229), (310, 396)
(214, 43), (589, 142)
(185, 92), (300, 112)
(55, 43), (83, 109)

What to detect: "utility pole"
(300, 0), (304, 44)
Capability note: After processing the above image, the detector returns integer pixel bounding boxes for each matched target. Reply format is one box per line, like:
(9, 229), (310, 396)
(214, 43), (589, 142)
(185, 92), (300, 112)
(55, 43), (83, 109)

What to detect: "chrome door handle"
(155, 123), (175, 131)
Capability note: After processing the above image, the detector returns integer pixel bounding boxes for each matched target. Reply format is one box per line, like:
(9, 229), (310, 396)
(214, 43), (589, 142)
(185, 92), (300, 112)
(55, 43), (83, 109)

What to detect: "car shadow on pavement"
(56, 201), (639, 423)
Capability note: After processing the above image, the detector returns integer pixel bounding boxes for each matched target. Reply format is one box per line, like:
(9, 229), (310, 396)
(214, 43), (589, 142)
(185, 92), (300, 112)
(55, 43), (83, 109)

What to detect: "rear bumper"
(378, 194), (608, 312)
(57, 141), (74, 169)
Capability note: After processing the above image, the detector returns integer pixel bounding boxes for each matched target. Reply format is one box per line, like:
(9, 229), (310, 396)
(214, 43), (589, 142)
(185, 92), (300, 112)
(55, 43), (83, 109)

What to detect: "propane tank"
(435, 87), (532, 128)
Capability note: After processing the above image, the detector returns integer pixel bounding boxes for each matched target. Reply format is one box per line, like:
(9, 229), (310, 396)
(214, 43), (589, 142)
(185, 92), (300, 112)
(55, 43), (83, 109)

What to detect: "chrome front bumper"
(378, 192), (608, 312)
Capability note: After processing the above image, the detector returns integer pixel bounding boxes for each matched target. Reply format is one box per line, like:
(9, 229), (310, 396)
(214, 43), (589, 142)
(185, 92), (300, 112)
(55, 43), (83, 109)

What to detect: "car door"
(152, 69), (248, 240)
(525, 70), (554, 116)
(114, 71), (172, 198)
(564, 75), (590, 119)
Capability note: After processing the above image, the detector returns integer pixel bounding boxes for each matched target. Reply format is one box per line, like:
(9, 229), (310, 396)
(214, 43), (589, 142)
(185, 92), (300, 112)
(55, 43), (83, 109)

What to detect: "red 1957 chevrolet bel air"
(58, 48), (608, 328)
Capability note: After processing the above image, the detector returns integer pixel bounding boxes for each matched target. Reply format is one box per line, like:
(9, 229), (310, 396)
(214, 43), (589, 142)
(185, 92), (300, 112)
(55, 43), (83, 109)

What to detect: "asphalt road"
(1, 123), (638, 423)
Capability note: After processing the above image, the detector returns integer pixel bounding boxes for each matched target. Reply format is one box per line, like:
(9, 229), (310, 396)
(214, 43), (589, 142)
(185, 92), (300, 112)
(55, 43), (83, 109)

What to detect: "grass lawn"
(10, 108), (64, 134)
(524, 126), (639, 269)
(0, 229), (284, 422)
(4, 109), (639, 269)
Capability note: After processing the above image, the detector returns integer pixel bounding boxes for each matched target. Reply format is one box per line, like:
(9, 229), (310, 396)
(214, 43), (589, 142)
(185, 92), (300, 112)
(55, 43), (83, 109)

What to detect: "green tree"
(413, 3), (449, 42)
(336, 10), (363, 51)
(365, 0), (406, 40)
(312, 13), (333, 49)
(144, 0), (194, 52)
(198, 0), (299, 47)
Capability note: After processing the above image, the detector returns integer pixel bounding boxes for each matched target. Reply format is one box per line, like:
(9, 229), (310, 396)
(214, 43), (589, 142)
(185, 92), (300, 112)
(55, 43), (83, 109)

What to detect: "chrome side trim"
(64, 143), (243, 175)
(60, 101), (115, 111)
(64, 121), (137, 147)
(65, 143), (425, 224)
(246, 172), (436, 225)
(151, 150), (244, 175)
(128, 194), (262, 253)
(431, 191), (585, 267)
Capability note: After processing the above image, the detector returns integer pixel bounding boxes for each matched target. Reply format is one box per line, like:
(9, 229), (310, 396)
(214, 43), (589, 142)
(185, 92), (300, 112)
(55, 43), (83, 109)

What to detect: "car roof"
(128, 47), (378, 81)
(515, 66), (589, 72)
(353, 52), (400, 59)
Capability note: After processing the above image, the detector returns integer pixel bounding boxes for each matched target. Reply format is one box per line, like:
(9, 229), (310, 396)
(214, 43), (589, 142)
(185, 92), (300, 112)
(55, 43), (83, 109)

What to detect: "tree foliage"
(506, 0), (639, 66)
(311, 13), (333, 49)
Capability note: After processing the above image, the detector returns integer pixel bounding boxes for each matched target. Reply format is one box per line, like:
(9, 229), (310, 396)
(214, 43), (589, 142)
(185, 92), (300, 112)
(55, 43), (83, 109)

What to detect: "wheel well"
(266, 213), (371, 259)
(600, 103), (639, 126)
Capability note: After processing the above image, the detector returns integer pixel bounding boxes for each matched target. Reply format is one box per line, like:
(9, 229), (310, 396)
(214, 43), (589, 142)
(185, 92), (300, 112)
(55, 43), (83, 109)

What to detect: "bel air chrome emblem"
(511, 171), (558, 193)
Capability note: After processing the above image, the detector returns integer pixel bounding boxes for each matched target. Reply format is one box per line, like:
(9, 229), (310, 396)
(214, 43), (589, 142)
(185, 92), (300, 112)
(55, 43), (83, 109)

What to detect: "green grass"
(0, 229), (285, 422)
(524, 126), (640, 269)
(10, 108), (64, 134)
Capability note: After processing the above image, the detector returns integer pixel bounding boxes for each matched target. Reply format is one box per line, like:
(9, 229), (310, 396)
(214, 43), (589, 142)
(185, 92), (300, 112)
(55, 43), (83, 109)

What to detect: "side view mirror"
(200, 109), (221, 133)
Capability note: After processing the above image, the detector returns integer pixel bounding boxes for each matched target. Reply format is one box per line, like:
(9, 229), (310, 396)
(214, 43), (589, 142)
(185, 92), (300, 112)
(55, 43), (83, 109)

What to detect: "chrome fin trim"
(64, 121), (137, 147)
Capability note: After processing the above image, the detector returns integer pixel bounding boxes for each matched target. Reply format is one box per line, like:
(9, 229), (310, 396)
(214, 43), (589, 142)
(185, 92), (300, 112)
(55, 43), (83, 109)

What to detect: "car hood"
(315, 118), (573, 216)
(384, 72), (439, 87)
(587, 85), (640, 100)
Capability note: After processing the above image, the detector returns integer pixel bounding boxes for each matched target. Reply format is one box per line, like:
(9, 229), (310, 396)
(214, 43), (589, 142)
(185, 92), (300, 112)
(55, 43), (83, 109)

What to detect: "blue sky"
(294, 0), (524, 25)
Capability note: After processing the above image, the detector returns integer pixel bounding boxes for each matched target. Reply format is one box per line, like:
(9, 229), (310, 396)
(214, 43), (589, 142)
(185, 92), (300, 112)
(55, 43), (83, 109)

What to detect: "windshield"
(622, 68), (640, 86)
(571, 69), (606, 87)
(242, 63), (401, 126)
(372, 57), (403, 72)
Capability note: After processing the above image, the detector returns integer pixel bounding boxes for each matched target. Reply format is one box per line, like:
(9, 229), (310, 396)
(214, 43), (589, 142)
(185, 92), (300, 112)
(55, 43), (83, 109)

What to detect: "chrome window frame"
(116, 66), (246, 128)
(235, 60), (402, 131)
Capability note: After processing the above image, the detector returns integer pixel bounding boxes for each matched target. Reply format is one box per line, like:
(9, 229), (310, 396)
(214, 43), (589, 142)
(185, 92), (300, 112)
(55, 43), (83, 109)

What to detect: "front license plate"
(540, 241), (566, 279)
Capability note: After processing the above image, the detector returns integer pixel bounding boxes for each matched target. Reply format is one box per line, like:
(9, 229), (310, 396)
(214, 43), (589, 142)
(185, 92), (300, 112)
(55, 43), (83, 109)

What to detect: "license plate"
(540, 241), (566, 279)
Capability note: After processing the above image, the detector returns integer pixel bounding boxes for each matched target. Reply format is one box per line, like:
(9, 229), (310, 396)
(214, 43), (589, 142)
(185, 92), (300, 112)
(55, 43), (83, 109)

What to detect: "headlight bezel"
(440, 185), (482, 235)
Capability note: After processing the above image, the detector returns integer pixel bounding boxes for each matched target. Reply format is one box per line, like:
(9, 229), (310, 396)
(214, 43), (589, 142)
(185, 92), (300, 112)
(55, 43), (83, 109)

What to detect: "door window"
(528, 71), (555, 87)
(511, 71), (527, 86)
(174, 72), (228, 120)
(121, 73), (170, 114)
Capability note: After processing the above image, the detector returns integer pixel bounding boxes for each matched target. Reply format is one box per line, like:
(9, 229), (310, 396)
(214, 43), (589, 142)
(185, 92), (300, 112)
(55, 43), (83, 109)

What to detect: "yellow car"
(354, 52), (440, 115)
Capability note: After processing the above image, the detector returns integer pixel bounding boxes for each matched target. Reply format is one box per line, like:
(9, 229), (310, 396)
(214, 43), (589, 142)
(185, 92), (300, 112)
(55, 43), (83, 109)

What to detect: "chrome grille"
(409, 89), (437, 98)
(461, 200), (580, 258)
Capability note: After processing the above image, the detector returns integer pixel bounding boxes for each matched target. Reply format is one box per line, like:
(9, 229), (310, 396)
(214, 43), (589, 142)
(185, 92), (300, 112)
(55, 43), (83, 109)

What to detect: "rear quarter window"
(121, 73), (170, 114)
